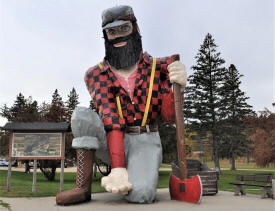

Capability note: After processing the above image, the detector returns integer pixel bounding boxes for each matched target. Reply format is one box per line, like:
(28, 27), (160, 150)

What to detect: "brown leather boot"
(56, 149), (94, 205)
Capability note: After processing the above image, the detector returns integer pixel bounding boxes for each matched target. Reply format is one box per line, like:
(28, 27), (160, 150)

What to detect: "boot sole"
(56, 195), (91, 206)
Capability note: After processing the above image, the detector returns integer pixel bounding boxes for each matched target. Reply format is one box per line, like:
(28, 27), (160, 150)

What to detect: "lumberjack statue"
(56, 5), (188, 205)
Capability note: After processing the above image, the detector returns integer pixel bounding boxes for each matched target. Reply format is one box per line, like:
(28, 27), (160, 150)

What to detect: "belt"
(125, 125), (158, 134)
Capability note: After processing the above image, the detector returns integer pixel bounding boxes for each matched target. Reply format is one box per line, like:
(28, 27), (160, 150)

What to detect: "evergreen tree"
(39, 102), (50, 121)
(0, 93), (40, 122)
(219, 64), (254, 170)
(66, 87), (79, 122)
(44, 89), (66, 122)
(1, 93), (27, 121)
(51, 89), (64, 107)
(184, 33), (226, 170)
(0, 104), (12, 121)
(16, 97), (40, 122)
(10, 93), (27, 120)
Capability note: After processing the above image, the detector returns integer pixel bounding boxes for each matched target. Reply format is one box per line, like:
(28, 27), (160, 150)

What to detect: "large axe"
(169, 55), (203, 204)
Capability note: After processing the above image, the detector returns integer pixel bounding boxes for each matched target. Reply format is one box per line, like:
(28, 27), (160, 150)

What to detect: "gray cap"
(102, 5), (136, 29)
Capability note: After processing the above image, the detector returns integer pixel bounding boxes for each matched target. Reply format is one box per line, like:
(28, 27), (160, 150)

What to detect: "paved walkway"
(0, 189), (274, 211)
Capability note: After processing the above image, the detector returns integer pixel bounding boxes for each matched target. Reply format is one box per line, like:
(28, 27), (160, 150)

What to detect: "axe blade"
(169, 174), (203, 204)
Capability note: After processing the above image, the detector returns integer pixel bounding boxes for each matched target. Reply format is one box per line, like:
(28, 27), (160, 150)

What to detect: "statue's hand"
(101, 168), (132, 195)
(168, 61), (187, 91)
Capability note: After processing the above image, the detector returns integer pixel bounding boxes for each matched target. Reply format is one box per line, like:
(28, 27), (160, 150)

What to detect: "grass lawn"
(205, 159), (275, 170)
(0, 169), (274, 197)
(162, 160), (275, 170)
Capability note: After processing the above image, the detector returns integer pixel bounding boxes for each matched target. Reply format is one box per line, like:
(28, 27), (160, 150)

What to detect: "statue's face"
(104, 22), (142, 70)
(105, 23), (133, 47)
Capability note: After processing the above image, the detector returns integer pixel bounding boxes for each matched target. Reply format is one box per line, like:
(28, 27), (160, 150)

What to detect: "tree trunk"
(246, 152), (250, 164)
(212, 134), (220, 170)
(39, 160), (58, 181)
(231, 153), (236, 170)
(40, 166), (57, 181)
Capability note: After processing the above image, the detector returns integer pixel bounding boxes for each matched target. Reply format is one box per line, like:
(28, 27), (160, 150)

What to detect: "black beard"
(104, 24), (143, 69)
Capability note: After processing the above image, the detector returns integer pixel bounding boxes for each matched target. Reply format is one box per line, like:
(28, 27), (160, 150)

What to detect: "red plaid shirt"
(84, 52), (177, 133)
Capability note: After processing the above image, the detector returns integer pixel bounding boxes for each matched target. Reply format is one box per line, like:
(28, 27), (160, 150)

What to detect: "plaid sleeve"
(84, 65), (126, 133)
(158, 54), (179, 122)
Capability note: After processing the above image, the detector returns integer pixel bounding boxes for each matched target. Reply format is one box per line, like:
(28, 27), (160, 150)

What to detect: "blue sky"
(0, 0), (274, 125)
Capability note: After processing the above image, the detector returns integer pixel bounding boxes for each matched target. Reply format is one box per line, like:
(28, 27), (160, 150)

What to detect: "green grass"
(205, 160), (275, 170)
(162, 160), (275, 170)
(160, 164), (172, 168)
(0, 200), (11, 211)
(0, 169), (274, 197)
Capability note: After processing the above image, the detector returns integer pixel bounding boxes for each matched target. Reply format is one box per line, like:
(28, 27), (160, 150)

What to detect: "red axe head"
(169, 174), (203, 204)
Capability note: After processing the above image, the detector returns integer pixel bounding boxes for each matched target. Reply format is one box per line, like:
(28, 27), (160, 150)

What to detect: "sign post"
(32, 159), (37, 192)
(7, 159), (12, 192)
(60, 159), (64, 192)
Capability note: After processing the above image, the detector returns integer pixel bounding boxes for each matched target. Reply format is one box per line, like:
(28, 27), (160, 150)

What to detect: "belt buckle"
(137, 126), (141, 134)
(133, 126), (141, 135)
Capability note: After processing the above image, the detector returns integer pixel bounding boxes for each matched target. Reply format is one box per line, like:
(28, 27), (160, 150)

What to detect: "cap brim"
(102, 20), (131, 30)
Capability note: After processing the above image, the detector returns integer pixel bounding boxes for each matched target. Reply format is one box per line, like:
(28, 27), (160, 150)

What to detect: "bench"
(229, 174), (273, 198)
(172, 159), (219, 195)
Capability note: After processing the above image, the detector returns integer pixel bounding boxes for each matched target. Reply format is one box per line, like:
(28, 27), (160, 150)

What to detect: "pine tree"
(218, 64), (254, 170)
(0, 104), (12, 121)
(66, 87), (79, 122)
(44, 89), (66, 122)
(16, 97), (40, 122)
(51, 89), (64, 107)
(10, 93), (27, 119)
(39, 102), (50, 121)
(0, 93), (40, 122)
(184, 33), (226, 169)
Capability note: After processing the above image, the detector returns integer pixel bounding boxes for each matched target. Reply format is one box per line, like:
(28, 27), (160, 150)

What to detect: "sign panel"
(12, 133), (62, 158)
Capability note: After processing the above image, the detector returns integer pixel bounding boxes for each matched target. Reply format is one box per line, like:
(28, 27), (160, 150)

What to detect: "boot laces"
(77, 149), (85, 189)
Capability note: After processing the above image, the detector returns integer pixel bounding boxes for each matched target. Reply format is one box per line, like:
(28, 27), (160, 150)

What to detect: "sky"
(0, 0), (274, 126)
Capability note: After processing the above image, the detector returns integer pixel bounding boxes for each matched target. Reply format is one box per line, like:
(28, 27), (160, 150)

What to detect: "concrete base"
(0, 189), (274, 211)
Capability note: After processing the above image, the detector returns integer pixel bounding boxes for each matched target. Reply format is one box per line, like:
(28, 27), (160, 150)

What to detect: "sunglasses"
(105, 23), (133, 36)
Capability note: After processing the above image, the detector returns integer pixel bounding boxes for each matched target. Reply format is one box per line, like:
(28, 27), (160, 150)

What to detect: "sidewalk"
(0, 189), (274, 211)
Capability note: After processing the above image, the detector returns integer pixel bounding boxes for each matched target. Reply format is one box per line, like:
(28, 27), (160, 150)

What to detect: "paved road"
(0, 189), (274, 211)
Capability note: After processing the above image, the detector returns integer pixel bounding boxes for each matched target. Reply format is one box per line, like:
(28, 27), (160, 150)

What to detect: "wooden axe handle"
(171, 55), (188, 180)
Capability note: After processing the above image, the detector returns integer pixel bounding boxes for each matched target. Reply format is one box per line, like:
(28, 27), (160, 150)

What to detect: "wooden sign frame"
(8, 132), (65, 160)
(7, 131), (66, 193)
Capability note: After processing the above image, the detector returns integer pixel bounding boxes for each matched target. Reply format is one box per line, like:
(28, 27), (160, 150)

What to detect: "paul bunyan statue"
(56, 5), (187, 205)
